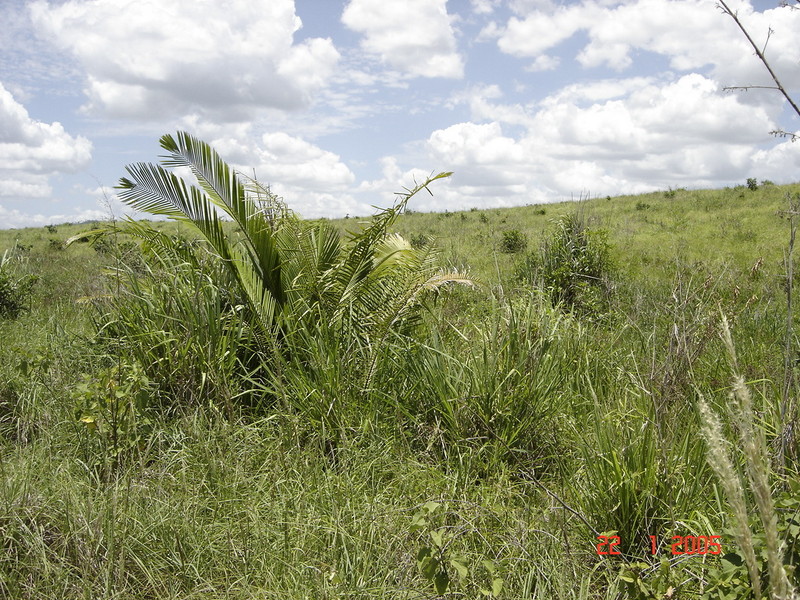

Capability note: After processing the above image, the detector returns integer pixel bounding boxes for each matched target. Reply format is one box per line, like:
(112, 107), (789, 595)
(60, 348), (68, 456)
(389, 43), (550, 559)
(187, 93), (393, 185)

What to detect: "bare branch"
(770, 129), (799, 142)
(717, 0), (800, 120)
(724, 85), (782, 92)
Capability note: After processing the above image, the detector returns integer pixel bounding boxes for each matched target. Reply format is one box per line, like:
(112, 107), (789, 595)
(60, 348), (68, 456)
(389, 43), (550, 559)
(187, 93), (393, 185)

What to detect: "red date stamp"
(596, 535), (722, 556)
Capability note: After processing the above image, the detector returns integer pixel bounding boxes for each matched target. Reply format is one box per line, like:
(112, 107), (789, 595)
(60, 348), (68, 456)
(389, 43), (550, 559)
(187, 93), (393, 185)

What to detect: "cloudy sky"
(1, 0), (798, 228)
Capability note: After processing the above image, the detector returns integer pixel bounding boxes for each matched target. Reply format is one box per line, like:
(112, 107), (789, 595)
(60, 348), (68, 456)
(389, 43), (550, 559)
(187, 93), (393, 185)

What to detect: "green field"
(1, 143), (798, 599)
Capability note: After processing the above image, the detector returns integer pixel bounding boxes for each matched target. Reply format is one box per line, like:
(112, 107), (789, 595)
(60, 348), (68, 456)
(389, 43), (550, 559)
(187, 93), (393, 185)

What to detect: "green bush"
(0, 249), (37, 319)
(518, 213), (615, 318)
(80, 132), (475, 435)
(499, 229), (527, 254)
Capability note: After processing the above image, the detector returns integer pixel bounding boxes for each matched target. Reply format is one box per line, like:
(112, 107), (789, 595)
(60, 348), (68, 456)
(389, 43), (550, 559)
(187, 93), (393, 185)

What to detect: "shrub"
(0, 249), (37, 319)
(499, 229), (527, 254)
(519, 213), (615, 318)
(79, 131), (475, 434)
(73, 359), (154, 472)
(410, 233), (430, 249)
(747, 177), (759, 191)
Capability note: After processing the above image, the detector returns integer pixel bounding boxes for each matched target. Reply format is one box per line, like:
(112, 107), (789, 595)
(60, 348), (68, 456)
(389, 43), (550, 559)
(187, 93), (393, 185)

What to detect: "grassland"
(1, 178), (798, 599)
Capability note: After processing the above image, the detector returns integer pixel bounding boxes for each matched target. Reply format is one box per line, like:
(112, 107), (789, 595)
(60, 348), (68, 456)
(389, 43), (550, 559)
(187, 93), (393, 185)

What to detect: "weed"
(0, 248), (38, 319)
(518, 212), (615, 319)
(499, 229), (527, 254)
(73, 359), (153, 473)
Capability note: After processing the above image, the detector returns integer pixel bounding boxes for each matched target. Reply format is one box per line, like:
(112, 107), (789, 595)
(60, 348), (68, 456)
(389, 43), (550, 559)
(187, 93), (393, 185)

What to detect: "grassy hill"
(1, 180), (798, 599)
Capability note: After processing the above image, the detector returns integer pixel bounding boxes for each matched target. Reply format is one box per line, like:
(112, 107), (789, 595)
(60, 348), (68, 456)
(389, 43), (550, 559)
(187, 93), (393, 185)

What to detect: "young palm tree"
(96, 131), (474, 423)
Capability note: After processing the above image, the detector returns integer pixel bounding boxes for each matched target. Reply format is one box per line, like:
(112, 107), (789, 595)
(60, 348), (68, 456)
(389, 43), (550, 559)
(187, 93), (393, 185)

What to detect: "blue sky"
(1, 0), (798, 228)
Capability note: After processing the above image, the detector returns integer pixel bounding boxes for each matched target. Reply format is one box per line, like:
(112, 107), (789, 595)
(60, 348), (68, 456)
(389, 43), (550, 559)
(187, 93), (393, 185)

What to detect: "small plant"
(747, 178), (759, 191)
(45, 224), (57, 234)
(520, 213), (615, 318)
(0, 249), (38, 319)
(479, 212), (489, 224)
(636, 202), (651, 211)
(410, 232), (430, 249)
(73, 360), (153, 471)
(410, 501), (504, 598)
(499, 229), (527, 254)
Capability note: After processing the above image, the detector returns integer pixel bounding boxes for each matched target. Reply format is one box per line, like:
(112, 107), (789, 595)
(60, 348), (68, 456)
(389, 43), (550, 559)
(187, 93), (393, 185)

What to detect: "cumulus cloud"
(341, 0), (464, 78)
(174, 125), (362, 217)
(29, 0), (340, 120)
(424, 73), (789, 206)
(486, 0), (800, 92)
(251, 132), (356, 191)
(0, 82), (91, 207)
(0, 203), (112, 229)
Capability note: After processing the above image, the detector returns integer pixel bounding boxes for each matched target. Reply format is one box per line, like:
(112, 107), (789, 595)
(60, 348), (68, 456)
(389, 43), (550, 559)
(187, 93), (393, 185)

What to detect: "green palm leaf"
(116, 132), (282, 331)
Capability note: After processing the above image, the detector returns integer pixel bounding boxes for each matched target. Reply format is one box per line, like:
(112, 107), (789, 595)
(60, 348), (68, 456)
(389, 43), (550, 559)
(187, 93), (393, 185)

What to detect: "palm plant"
(83, 132), (474, 427)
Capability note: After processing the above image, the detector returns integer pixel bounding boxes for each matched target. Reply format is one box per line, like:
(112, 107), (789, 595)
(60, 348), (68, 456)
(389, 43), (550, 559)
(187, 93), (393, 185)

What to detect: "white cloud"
(751, 135), (800, 181)
(0, 203), (111, 228)
(425, 121), (534, 207)
(488, 0), (800, 93)
(492, 3), (594, 59)
(470, 0), (500, 15)
(252, 132), (356, 191)
(0, 82), (91, 207)
(421, 72), (790, 207)
(527, 54), (560, 72)
(29, 0), (340, 120)
(449, 84), (535, 127)
(341, 0), (464, 78)
(429, 121), (525, 167)
(176, 126), (361, 217)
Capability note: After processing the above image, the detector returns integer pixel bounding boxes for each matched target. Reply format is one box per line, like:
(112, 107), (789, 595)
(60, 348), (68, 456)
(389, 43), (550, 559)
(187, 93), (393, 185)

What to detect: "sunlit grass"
(1, 180), (798, 598)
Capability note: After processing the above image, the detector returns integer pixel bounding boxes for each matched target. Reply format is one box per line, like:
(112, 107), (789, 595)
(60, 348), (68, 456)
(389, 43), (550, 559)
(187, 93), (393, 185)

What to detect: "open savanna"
(1, 170), (799, 599)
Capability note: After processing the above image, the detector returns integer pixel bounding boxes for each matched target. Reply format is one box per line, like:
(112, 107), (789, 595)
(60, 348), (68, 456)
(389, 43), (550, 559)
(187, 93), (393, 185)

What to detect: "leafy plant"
(699, 317), (797, 600)
(73, 359), (153, 471)
(518, 212), (615, 318)
(410, 500), (504, 597)
(73, 132), (474, 434)
(704, 485), (800, 600)
(499, 229), (527, 254)
(0, 248), (38, 319)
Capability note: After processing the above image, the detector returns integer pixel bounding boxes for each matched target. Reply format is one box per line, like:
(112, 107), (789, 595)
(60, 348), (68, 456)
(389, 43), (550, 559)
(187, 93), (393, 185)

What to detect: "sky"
(1, 0), (799, 229)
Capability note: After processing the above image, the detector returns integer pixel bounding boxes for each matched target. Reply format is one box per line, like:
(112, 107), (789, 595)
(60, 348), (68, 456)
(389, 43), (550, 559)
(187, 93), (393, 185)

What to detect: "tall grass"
(3, 166), (800, 597)
(700, 317), (797, 600)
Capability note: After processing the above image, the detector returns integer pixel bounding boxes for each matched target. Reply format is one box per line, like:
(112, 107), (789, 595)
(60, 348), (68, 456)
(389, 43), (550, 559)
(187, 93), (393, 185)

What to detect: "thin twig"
(717, 0), (800, 119)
